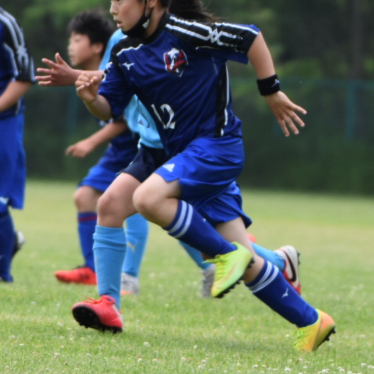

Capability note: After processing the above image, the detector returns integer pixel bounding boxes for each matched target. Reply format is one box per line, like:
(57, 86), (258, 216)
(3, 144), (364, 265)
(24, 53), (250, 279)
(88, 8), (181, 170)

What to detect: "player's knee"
(74, 187), (94, 211)
(133, 185), (158, 218)
(97, 192), (115, 218)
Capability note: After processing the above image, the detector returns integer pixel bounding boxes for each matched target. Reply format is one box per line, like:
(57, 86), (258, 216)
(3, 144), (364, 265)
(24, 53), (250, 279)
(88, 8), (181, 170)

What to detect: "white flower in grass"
(143, 342), (150, 347)
(202, 360), (207, 363)
(194, 345), (198, 349)
(235, 331), (240, 334)
(152, 359), (157, 363)
(181, 357), (186, 362)
(19, 344), (24, 346)
(138, 358), (143, 363)
(362, 364), (367, 367)
(54, 353), (60, 358)
(198, 365), (205, 369)
(253, 365), (259, 369)
(303, 366), (308, 369)
(237, 363), (241, 366)
(322, 369), (329, 373)
(285, 368), (291, 372)
(60, 346), (64, 349)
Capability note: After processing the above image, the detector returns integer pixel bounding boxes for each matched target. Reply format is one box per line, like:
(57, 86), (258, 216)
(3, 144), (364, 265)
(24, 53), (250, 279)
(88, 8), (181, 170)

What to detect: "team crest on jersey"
(164, 48), (188, 77)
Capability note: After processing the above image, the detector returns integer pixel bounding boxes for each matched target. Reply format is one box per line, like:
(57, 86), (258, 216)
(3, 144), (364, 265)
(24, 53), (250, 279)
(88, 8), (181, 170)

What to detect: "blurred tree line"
(5, 0), (374, 194)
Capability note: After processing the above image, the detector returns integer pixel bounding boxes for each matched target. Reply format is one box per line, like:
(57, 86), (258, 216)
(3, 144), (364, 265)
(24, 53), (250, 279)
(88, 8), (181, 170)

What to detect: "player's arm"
(247, 33), (307, 137)
(66, 119), (128, 158)
(36, 53), (103, 87)
(76, 73), (112, 120)
(0, 81), (32, 113)
(0, 14), (34, 113)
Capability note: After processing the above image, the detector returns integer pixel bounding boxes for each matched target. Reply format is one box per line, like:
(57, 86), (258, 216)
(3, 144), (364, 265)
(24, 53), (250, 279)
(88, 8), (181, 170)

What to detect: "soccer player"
(73, 0), (335, 352)
(0, 8), (34, 282)
(50, 10), (150, 294)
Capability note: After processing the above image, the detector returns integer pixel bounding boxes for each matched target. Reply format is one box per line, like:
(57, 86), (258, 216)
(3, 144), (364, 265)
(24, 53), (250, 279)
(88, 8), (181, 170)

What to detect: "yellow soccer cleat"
(294, 309), (336, 352)
(206, 242), (253, 299)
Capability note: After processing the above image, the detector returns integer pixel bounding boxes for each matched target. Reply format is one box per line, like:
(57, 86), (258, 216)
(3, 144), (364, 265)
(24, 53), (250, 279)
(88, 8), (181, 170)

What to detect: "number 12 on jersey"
(151, 104), (176, 130)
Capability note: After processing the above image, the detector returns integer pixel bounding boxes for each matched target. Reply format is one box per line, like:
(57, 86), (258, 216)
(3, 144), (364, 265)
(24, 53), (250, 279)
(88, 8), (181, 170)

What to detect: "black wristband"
(257, 74), (280, 96)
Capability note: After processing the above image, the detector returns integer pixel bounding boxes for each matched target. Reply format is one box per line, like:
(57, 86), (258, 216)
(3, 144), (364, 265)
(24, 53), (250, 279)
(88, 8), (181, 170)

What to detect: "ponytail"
(163, 0), (216, 22)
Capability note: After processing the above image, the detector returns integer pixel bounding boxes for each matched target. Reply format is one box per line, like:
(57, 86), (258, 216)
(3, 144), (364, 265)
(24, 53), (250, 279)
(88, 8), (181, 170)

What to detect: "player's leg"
(178, 241), (215, 297)
(72, 146), (167, 332)
(0, 208), (15, 282)
(54, 185), (100, 285)
(72, 172), (139, 332)
(121, 213), (149, 295)
(55, 162), (117, 285)
(0, 114), (26, 282)
(216, 217), (335, 351)
(133, 138), (254, 297)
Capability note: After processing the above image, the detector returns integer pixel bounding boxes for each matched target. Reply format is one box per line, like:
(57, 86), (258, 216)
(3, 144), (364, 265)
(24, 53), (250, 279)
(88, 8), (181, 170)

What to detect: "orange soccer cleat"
(54, 266), (97, 285)
(72, 295), (123, 333)
(294, 309), (336, 352)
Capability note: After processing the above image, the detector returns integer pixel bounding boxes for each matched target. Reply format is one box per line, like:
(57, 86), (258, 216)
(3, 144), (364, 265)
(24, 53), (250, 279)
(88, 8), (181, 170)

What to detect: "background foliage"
(5, 0), (374, 194)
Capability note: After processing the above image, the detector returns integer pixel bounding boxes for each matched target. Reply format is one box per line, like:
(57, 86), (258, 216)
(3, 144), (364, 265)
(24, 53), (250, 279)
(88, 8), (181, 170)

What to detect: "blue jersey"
(101, 29), (162, 149)
(99, 13), (259, 157)
(0, 8), (35, 119)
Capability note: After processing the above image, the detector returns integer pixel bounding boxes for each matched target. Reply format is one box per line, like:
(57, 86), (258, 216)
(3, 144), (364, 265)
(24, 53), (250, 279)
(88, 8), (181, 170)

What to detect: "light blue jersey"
(100, 29), (162, 149)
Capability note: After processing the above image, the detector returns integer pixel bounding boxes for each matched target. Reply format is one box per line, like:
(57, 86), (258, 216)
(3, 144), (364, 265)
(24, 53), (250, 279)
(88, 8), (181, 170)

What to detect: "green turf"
(1, 180), (373, 373)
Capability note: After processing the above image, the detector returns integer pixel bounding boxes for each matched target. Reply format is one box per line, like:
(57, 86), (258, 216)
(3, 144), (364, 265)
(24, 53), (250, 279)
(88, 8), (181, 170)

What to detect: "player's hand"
(66, 139), (96, 158)
(36, 53), (78, 86)
(75, 73), (100, 104)
(264, 91), (307, 137)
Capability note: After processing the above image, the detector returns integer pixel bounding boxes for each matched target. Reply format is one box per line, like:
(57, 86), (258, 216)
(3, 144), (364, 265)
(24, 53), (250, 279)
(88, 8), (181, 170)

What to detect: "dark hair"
(163, 0), (216, 22)
(68, 9), (115, 56)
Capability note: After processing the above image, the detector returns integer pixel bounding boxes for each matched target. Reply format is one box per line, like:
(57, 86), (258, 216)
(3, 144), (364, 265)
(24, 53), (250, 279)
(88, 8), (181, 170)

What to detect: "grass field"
(1, 180), (374, 374)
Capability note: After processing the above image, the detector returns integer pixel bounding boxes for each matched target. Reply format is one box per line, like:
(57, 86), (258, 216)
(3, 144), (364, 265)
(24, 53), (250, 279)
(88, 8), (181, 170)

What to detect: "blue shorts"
(155, 137), (251, 227)
(122, 144), (167, 183)
(0, 114), (26, 213)
(79, 145), (137, 192)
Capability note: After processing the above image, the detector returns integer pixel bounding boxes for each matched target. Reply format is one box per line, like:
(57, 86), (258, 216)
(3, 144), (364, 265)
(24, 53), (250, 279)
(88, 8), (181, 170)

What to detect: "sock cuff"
(93, 225), (126, 250)
(78, 212), (97, 222)
(246, 261), (279, 293)
(164, 201), (193, 238)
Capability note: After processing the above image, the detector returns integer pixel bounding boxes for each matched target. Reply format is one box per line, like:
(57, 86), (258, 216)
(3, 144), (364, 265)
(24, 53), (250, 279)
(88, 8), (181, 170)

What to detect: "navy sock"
(246, 261), (318, 328)
(78, 212), (97, 271)
(0, 210), (15, 282)
(164, 200), (235, 257)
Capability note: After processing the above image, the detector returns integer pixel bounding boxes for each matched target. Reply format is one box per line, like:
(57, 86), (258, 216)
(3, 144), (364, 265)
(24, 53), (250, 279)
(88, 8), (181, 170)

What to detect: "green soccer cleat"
(294, 309), (336, 352)
(206, 242), (253, 299)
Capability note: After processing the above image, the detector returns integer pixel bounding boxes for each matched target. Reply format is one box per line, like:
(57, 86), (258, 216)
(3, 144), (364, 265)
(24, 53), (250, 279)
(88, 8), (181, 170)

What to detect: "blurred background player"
(52, 10), (150, 295)
(0, 8), (34, 282)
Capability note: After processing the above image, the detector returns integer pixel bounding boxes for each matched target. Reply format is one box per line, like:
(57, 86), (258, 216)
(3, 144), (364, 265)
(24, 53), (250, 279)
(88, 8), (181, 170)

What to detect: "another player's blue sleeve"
(99, 29), (125, 71)
(98, 60), (134, 120)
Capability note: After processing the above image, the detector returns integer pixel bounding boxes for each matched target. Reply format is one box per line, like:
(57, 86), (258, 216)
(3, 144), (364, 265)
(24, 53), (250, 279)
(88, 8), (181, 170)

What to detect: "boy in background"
(0, 8), (34, 282)
(53, 10), (149, 294)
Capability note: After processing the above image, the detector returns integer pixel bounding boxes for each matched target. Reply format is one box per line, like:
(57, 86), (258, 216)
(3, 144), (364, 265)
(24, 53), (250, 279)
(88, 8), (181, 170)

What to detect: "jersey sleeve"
(166, 16), (260, 64)
(99, 29), (125, 71)
(1, 12), (35, 82)
(98, 52), (134, 120)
